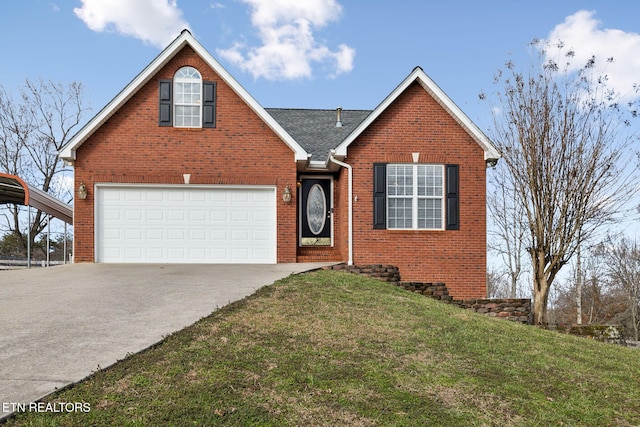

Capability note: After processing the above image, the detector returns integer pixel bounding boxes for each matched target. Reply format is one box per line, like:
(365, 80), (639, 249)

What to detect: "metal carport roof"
(0, 173), (73, 224)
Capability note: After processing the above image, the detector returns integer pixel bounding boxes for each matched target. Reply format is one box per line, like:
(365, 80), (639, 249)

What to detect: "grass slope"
(5, 270), (640, 426)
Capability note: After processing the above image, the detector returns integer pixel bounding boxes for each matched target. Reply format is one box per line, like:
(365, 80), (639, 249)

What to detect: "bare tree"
(0, 87), (33, 255)
(487, 266), (510, 299)
(0, 79), (86, 255)
(488, 161), (528, 298)
(0, 86), (33, 175)
(485, 40), (638, 324)
(605, 237), (640, 340)
(550, 243), (614, 326)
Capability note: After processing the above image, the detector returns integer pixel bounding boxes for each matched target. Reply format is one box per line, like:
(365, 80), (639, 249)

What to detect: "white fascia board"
(59, 31), (308, 163)
(333, 67), (501, 162)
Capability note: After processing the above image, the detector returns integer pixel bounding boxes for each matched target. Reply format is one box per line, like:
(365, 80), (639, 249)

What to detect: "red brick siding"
(334, 168), (349, 260)
(346, 82), (487, 299)
(73, 45), (297, 262)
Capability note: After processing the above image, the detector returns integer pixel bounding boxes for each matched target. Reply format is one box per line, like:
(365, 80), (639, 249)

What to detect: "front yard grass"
(4, 270), (640, 426)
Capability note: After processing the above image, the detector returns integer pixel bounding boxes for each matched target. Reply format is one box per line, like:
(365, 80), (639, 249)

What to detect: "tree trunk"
(576, 243), (582, 325)
(632, 287), (639, 341)
(533, 283), (550, 325)
(532, 249), (550, 325)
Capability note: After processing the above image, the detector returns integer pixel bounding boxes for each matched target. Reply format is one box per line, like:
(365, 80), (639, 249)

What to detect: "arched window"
(158, 67), (215, 128)
(173, 66), (202, 127)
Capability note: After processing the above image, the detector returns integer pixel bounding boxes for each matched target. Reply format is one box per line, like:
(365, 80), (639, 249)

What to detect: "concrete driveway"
(0, 263), (331, 417)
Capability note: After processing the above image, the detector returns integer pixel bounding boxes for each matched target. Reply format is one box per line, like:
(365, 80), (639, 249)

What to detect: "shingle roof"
(265, 108), (372, 161)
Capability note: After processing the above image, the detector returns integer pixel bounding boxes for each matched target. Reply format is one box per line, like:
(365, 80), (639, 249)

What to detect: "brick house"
(59, 30), (500, 299)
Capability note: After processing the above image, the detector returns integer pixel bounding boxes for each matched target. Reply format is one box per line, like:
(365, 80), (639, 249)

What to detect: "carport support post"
(46, 215), (50, 267)
(63, 222), (67, 264)
(27, 206), (31, 269)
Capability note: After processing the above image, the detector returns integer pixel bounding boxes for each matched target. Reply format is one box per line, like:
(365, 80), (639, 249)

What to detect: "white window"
(387, 164), (444, 230)
(173, 66), (202, 128)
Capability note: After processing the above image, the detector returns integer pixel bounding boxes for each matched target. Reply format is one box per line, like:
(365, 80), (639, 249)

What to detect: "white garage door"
(96, 185), (276, 263)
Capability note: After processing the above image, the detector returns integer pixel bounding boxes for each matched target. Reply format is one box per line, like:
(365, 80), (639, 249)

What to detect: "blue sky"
(3, 0), (640, 134)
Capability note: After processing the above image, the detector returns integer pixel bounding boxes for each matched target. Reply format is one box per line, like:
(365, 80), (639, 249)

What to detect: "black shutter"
(373, 163), (387, 229)
(159, 79), (172, 126)
(202, 81), (216, 128)
(446, 164), (459, 230)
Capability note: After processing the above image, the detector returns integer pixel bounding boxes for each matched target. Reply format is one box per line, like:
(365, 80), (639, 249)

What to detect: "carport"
(0, 173), (73, 267)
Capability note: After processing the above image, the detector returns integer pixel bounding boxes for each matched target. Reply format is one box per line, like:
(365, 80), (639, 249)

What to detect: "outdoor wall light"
(282, 185), (292, 203)
(77, 182), (88, 200)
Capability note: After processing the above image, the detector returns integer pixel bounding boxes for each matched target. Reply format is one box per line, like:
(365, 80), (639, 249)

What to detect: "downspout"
(328, 150), (353, 265)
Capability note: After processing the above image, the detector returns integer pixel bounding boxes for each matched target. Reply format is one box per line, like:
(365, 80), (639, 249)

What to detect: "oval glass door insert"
(307, 183), (326, 235)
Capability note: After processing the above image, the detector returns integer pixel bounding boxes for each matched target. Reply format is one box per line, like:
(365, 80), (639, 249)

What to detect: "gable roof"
(333, 67), (501, 162)
(60, 33), (498, 169)
(266, 108), (371, 162)
(59, 30), (308, 163)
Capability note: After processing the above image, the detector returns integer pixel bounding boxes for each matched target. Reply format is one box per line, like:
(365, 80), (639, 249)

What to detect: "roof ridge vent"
(336, 106), (343, 128)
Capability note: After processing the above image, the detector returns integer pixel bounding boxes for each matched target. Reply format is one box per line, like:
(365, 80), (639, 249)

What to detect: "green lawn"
(5, 270), (640, 426)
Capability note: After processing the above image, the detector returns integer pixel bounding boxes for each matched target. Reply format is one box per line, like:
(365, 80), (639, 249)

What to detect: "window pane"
(181, 82), (201, 104)
(174, 67), (202, 128)
(174, 82), (184, 103)
(418, 165), (443, 197)
(175, 66), (201, 80)
(387, 164), (444, 230)
(174, 106), (184, 127)
(388, 198), (412, 228)
(418, 198), (442, 229)
(174, 106), (200, 127)
(388, 165), (413, 196)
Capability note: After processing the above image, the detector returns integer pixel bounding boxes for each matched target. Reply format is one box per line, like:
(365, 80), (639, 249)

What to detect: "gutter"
(328, 150), (353, 265)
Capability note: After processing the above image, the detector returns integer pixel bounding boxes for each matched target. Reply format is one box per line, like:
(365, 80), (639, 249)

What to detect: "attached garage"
(95, 185), (277, 263)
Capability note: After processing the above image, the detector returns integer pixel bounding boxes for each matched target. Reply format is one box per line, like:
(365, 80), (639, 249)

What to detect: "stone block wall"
(324, 264), (532, 324)
(455, 299), (532, 324)
(325, 264), (401, 282)
(548, 324), (625, 345)
(395, 282), (453, 302)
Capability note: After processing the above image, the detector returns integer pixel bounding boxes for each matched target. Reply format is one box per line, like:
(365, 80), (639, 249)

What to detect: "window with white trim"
(387, 164), (444, 229)
(173, 66), (202, 128)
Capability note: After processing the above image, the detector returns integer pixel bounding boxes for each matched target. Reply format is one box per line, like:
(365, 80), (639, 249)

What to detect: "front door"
(300, 178), (332, 246)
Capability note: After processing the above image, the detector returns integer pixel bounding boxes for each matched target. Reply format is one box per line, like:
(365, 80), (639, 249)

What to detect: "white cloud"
(217, 0), (355, 80)
(545, 10), (640, 101)
(74, 0), (190, 48)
